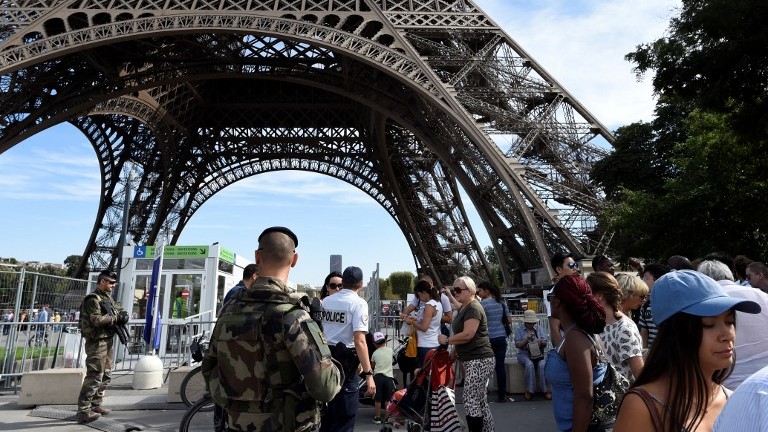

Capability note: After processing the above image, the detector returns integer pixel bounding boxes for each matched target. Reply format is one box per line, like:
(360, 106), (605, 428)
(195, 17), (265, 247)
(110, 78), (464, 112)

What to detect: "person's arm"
(408, 304), (435, 332)
(614, 391), (657, 431)
(442, 288), (461, 310)
(514, 325), (530, 350)
(400, 302), (416, 319)
(354, 331), (376, 397)
(565, 331), (596, 432)
(549, 316), (562, 347)
(447, 318), (479, 345)
(640, 328), (649, 349)
(627, 355), (644, 380)
(84, 296), (116, 328)
(284, 310), (342, 402)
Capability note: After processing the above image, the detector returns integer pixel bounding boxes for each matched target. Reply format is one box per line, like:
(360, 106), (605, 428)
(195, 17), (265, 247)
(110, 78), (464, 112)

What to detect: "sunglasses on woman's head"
(328, 283), (342, 290)
(567, 262), (578, 269)
(453, 287), (467, 294)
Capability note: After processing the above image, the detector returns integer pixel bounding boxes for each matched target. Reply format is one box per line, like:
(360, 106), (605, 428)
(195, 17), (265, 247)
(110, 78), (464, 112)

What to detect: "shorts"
(374, 373), (396, 403)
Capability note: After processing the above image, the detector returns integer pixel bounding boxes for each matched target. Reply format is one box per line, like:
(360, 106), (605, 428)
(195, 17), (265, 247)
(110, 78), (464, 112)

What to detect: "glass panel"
(162, 259), (206, 270)
(218, 260), (233, 274)
(135, 259), (154, 271)
(168, 274), (203, 318)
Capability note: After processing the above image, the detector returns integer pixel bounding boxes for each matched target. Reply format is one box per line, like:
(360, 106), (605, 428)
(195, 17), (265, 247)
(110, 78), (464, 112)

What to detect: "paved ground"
(0, 375), (557, 431)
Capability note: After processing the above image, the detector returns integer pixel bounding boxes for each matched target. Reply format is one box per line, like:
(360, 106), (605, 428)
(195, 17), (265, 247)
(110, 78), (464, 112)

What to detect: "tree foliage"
(64, 255), (86, 278)
(627, 0), (768, 138)
(597, 0), (768, 261)
(387, 271), (415, 300)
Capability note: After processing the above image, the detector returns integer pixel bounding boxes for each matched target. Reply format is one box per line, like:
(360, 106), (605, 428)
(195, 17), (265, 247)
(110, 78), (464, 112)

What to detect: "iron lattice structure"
(0, 0), (614, 287)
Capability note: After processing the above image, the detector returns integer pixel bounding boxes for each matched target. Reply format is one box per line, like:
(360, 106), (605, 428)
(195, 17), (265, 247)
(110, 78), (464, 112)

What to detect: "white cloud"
(475, 0), (680, 128)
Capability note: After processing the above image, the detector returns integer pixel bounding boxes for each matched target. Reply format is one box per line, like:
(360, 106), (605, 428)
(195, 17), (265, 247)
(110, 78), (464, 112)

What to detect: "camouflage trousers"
(77, 337), (114, 413)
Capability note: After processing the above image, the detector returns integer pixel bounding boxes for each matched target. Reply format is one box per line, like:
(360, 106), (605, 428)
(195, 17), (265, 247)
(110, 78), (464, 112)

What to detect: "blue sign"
(133, 246), (147, 258)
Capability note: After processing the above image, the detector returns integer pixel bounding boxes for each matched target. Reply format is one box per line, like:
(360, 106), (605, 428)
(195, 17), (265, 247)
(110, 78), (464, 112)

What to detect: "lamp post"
(115, 169), (136, 299)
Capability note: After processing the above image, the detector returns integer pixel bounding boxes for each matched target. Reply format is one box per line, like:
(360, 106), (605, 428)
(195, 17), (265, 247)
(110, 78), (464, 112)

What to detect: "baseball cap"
(652, 269), (761, 325)
(373, 331), (388, 344)
(258, 226), (298, 248)
(342, 266), (363, 284)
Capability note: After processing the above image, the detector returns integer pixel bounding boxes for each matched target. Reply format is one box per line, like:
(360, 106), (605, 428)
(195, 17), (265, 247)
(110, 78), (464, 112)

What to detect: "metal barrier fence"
(0, 269), (216, 392)
(0, 267), (552, 391)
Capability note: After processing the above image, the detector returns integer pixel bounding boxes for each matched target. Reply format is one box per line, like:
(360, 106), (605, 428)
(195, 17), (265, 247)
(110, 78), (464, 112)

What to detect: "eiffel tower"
(0, 0), (613, 287)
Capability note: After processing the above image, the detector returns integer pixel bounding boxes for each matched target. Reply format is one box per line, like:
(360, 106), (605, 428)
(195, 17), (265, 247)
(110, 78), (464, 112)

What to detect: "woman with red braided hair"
(544, 274), (609, 432)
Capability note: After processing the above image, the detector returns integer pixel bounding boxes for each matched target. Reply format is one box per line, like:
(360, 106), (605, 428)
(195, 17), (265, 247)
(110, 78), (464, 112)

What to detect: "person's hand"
(116, 310), (130, 325)
(365, 375), (376, 397)
(438, 334), (449, 346)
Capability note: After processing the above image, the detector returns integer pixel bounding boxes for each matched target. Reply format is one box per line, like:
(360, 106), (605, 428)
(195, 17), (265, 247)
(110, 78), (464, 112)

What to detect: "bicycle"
(180, 332), (209, 408)
(178, 393), (225, 432)
(27, 327), (49, 348)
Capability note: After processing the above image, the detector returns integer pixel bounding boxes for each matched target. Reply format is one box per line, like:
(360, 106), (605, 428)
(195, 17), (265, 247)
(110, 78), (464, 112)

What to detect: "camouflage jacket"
(78, 289), (117, 342)
(202, 277), (341, 432)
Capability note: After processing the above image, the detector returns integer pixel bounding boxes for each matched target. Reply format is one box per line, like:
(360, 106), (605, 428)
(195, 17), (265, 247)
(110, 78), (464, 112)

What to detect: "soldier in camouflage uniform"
(202, 226), (342, 431)
(76, 270), (129, 423)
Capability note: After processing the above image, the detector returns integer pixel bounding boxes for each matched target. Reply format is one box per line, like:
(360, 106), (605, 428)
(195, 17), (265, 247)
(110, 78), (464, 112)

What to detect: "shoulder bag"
(581, 330), (630, 427)
(501, 304), (513, 337)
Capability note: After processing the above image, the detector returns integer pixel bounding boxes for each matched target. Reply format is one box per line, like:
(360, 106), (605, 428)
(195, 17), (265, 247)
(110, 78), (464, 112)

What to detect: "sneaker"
(373, 417), (382, 425)
(76, 411), (101, 424)
(92, 406), (112, 415)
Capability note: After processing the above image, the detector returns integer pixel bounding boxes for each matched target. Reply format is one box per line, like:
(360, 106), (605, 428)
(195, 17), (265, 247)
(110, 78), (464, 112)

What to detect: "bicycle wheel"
(178, 396), (221, 432)
(181, 365), (209, 409)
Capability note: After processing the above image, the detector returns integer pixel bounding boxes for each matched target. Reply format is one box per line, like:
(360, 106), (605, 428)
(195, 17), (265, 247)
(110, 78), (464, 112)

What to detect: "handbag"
(429, 386), (462, 432)
(501, 313), (513, 337)
(583, 331), (630, 426)
(405, 328), (418, 358)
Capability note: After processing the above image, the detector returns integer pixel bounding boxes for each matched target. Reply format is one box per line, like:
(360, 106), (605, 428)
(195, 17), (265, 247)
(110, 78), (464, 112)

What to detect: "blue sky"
(0, 0), (678, 285)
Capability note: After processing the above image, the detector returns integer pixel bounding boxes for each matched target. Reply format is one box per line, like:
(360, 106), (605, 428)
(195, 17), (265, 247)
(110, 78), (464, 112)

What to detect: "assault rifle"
(100, 299), (130, 345)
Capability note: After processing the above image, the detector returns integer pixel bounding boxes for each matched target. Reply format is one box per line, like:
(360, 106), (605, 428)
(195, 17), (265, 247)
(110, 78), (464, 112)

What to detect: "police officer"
(77, 270), (129, 423)
(320, 266), (376, 432)
(202, 227), (341, 431)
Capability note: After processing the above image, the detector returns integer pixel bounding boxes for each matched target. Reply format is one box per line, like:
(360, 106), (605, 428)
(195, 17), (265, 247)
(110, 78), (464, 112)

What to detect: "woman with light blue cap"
(614, 270), (761, 432)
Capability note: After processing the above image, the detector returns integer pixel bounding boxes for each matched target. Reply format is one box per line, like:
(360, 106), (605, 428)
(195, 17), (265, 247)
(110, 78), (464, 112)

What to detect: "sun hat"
(652, 269), (761, 325)
(523, 309), (538, 323)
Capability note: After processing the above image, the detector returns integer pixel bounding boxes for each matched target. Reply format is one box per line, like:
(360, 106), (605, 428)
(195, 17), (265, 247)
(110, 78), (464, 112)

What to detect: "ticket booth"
(97, 243), (252, 356)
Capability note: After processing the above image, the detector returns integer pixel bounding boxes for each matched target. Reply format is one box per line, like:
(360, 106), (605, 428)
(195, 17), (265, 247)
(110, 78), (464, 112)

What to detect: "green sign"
(218, 247), (235, 264)
(163, 246), (209, 258)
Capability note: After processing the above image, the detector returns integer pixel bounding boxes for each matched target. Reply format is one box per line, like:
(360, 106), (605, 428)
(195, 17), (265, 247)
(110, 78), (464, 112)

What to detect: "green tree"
(387, 271), (415, 300)
(482, 246), (503, 287)
(626, 0), (768, 138)
(64, 255), (86, 278)
(596, 0), (768, 261)
(378, 278), (398, 300)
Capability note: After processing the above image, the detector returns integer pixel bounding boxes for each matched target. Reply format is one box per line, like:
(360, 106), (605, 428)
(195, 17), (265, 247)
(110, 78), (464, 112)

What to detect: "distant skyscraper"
(330, 255), (342, 273)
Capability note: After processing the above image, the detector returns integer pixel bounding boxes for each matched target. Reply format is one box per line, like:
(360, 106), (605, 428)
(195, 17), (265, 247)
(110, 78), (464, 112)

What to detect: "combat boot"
(92, 406), (112, 415)
(77, 411), (101, 423)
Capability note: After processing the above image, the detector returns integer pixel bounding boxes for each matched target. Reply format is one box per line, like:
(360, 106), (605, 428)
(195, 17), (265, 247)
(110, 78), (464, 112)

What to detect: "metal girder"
(0, 0), (614, 286)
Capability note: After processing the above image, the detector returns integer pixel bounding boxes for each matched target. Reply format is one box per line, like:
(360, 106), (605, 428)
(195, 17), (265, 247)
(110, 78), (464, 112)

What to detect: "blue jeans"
(320, 374), (358, 432)
(517, 350), (547, 394)
(490, 337), (507, 398)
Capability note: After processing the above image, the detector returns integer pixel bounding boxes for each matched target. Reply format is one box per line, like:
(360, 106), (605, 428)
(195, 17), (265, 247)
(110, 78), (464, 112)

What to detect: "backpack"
(209, 290), (323, 432)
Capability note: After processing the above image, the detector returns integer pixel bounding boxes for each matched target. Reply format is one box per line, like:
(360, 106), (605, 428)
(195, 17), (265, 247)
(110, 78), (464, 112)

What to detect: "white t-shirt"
(416, 299), (442, 348)
(718, 280), (768, 389)
(410, 293), (451, 320)
(371, 346), (394, 378)
(321, 289), (369, 348)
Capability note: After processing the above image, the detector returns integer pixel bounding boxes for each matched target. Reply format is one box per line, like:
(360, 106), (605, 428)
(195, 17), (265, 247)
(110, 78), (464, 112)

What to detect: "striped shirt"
(638, 302), (657, 347)
(713, 365), (768, 431)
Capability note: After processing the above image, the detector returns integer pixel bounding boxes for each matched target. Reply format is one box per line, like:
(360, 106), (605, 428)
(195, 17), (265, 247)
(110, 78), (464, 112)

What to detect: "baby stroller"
(380, 346), (456, 432)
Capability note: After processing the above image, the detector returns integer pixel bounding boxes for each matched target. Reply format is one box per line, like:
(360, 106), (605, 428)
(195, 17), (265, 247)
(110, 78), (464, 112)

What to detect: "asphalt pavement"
(0, 374), (557, 431)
